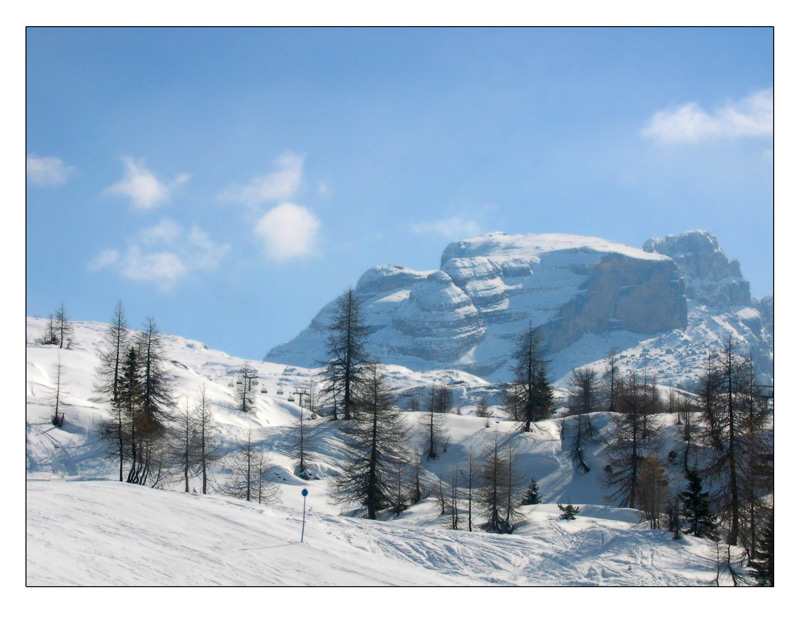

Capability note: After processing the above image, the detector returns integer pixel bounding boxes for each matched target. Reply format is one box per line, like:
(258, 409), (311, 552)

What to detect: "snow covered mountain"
(266, 230), (773, 387)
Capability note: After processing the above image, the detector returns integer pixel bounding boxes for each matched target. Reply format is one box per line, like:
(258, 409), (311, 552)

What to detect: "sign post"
(301, 488), (308, 543)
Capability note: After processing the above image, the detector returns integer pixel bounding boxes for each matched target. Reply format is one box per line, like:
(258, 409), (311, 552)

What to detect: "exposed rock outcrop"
(643, 230), (751, 308)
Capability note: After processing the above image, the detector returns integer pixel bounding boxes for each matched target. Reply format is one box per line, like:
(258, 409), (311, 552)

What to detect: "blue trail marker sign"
(301, 488), (308, 543)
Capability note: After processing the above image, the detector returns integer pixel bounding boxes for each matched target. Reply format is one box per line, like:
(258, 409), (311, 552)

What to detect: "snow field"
(27, 479), (721, 586)
(25, 316), (740, 585)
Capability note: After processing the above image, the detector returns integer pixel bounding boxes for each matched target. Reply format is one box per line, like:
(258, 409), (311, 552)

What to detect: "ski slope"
(27, 478), (721, 586)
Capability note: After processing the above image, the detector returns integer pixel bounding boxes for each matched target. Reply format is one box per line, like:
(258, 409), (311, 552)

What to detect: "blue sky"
(26, 27), (773, 359)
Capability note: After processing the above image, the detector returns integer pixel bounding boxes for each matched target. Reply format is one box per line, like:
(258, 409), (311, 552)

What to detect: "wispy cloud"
(254, 203), (321, 262)
(642, 89), (773, 145)
(105, 157), (190, 210)
(88, 249), (120, 271)
(222, 152), (304, 207)
(89, 219), (229, 290)
(138, 218), (183, 245)
(27, 154), (75, 186)
(411, 216), (484, 241)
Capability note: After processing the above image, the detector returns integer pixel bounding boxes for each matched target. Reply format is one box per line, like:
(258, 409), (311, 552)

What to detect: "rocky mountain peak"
(643, 230), (750, 307)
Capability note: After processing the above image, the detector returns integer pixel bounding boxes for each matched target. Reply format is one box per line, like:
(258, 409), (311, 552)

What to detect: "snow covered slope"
(25, 317), (488, 479)
(27, 478), (724, 586)
(265, 230), (772, 387)
(26, 315), (753, 586)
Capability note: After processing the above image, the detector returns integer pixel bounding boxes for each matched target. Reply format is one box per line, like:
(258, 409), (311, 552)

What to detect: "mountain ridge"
(266, 230), (772, 387)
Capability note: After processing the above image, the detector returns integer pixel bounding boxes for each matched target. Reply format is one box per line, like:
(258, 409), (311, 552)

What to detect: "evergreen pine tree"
(558, 503), (581, 520)
(750, 509), (774, 586)
(520, 478), (542, 505)
(679, 469), (718, 540)
(504, 325), (554, 432)
(320, 287), (369, 421)
(95, 301), (130, 481)
(329, 362), (408, 519)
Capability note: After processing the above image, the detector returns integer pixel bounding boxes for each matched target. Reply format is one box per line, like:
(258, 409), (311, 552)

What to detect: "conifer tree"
(226, 428), (279, 504)
(557, 503), (581, 520)
(54, 302), (74, 349)
(329, 362), (408, 519)
(603, 348), (621, 411)
(40, 314), (59, 345)
(436, 472), (447, 516)
(174, 396), (200, 492)
(293, 401), (314, 479)
(388, 458), (411, 516)
(119, 346), (143, 484)
(603, 371), (663, 508)
(445, 466), (461, 530)
(750, 509), (774, 586)
(566, 368), (600, 472)
(236, 362), (258, 413)
(420, 383), (449, 460)
(701, 338), (771, 547)
(477, 434), (522, 533)
(95, 301), (130, 481)
(475, 396), (491, 419)
(194, 384), (221, 494)
(126, 318), (174, 485)
(461, 446), (477, 532)
(504, 325), (553, 432)
(675, 395), (700, 474)
(433, 384), (453, 414)
(410, 457), (424, 505)
(320, 287), (369, 421)
(51, 354), (65, 427)
(637, 455), (668, 529)
(679, 469), (718, 540)
(520, 478), (541, 505)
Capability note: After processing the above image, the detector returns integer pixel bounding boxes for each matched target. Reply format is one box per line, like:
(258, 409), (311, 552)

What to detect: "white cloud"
(222, 152), (304, 207)
(254, 203), (321, 262)
(105, 157), (189, 210)
(120, 247), (187, 285)
(642, 89), (773, 145)
(90, 219), (229, 290)
(411, 216), (483, 241)
(27, 154), (75, 186)
(88, 249), (120, 271)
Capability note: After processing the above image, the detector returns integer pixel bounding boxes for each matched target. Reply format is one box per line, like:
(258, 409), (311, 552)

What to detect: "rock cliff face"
(266, 233), (689, 380)
(643, 230), (751, 308)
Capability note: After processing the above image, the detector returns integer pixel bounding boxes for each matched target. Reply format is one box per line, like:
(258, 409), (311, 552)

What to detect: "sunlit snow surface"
(27, 479), (720, 586)
(26, 317), (742, 586)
